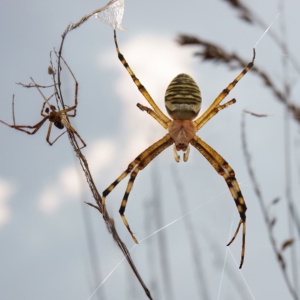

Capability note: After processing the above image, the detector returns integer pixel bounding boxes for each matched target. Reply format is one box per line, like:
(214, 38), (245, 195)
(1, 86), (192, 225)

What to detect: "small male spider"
(0, 57), (86, 148)
(102, 30), (255, 268)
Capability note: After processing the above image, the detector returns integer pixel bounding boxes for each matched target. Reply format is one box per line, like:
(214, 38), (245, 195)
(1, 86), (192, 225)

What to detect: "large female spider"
(102, 30), (255, 268)
(0, 57), (86, 148)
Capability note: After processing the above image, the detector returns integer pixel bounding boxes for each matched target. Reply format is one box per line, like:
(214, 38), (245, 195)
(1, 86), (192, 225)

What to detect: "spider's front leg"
(194, 49), (255, 130)
(113, 30), (171, 124)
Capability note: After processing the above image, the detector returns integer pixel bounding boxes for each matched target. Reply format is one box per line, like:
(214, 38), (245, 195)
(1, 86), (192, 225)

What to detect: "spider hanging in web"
(102, 30), (255, 269)
(0, 56), (86, 148)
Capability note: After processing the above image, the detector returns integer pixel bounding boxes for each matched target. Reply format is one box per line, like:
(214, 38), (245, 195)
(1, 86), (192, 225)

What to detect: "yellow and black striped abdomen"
(165, 73), (201, 120)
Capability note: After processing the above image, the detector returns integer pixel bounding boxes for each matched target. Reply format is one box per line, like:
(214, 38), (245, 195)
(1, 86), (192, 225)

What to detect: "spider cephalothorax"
(168, 119), (196, 151)
(46, 105), (65, 130)
(102, 30), (255, 268)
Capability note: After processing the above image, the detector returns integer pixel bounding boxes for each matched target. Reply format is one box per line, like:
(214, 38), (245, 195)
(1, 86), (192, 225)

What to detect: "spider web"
(94, 0), (125, 30)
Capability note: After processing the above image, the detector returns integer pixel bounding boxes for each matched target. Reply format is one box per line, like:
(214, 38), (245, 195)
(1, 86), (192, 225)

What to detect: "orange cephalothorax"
(165, 73), (201, 120)
(168, 119), (196, 151)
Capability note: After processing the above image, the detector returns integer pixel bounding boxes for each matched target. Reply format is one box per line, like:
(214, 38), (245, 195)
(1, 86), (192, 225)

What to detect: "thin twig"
(241, 112), (299, 300)
(222, 0), (300, 75)
(12, 95), (15, 126)
(151, 168), (175, 300)
(16, 82), (57, 89)
(279, 1), (299, 295)
(243, 110), (270, 117)
(171, 166), (211, 300)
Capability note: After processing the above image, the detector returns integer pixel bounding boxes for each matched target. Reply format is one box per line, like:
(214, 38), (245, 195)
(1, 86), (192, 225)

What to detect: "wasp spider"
(103, 30), (255, 268)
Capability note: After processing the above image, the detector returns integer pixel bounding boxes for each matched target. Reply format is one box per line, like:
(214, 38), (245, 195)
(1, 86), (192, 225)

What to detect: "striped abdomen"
(165, 73), (201, 120)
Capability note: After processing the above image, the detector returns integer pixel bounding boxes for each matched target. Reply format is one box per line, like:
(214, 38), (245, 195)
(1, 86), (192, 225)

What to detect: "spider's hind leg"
(101, 134), (173, 242)
(191, 135), (247, 268)
(119, 136), (173, 243)
(119, 166), (141, 244)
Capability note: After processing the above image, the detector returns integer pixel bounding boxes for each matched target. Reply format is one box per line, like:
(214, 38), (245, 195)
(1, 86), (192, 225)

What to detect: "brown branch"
(50, 20), (153, 300)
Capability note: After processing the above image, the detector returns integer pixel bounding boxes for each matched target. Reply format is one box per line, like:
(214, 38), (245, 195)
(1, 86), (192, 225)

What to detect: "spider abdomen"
(54, 121), (64, 129)
(165, 73), (201, 120)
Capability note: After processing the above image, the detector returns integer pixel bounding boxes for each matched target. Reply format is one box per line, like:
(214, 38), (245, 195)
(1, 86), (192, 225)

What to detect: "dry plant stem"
(53, 23), (153, 299)
(68, 135), (153, 300)
(177, 35), (300, 124)
(151, 169), (175, 300)
(171, 167), (211, 300)
(279, 2), (299, 294)
(12, 95), (15, 125)
(243, 110), (270, 117)
(241, 113), (299, 300)
(16, 82), (57, 89)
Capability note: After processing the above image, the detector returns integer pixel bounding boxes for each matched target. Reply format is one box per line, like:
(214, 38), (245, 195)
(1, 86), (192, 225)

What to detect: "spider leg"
(60, 105), (77, 114)
(46, 122), (54, 144)
(119, 136), (174, 242)
(46, 122), (68, 146)
(61, 118), (86, 149)
(102, 134), (174, 238)
(40, 93), (56, 117)
(195, 98), (236, 131)
(113, 30), (171, 124)
(137, 103), (169, 129)
(194, 49), (255, 130)
(191, 135), (247, 268)
(30, 77), (59, 110)
(0, 117), (49, 135)
(40, 100), (48, 117)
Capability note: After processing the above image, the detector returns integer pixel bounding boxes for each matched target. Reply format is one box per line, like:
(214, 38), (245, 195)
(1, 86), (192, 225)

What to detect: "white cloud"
(59, 167), (81, 198)
(38, 187), (61, 214)
(38, 139), (116, 214)
(0, 179), (14, 226)
(87, 140), (116, 175)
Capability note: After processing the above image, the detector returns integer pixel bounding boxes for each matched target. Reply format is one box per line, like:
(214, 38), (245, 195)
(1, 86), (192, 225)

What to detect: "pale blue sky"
(0, 0), (299, 299)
